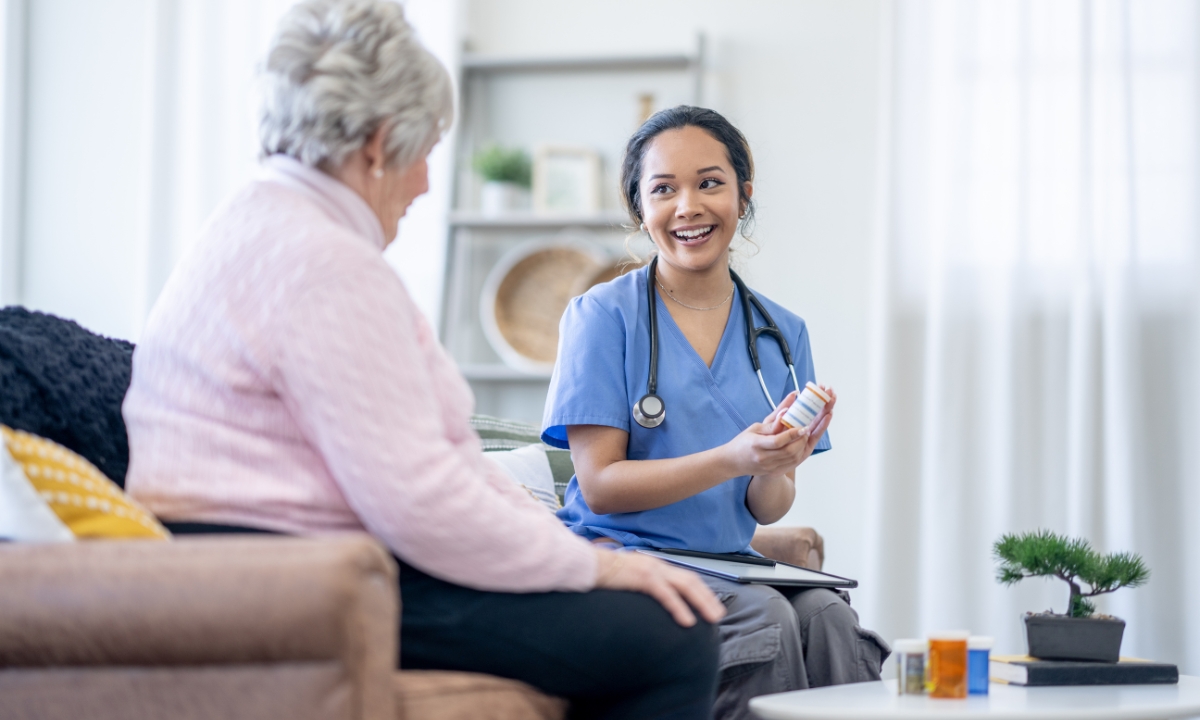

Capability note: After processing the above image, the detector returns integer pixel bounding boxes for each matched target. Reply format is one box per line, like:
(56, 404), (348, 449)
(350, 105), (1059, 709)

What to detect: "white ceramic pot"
(480, 181), (529, 216)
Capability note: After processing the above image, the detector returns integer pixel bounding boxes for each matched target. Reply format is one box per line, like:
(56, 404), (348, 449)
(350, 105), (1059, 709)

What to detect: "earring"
(373, 167), (384, 179)
(639, 222), (646, 232)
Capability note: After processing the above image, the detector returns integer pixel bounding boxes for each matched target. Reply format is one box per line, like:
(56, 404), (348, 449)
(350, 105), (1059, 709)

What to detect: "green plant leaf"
(472, 145), (532, 187)
(1069, 594), (1096, 618)
(993, 529), (1094, 583)
(1083, 551), (1150, 595)
(993, 529), (1150, 613)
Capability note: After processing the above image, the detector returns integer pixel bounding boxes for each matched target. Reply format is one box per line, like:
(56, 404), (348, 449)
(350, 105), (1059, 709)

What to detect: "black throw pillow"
(0, 306), (134, 486)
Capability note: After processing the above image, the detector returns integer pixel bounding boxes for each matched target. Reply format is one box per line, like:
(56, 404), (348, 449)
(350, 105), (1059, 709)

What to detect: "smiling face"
(638, 125), (752, 278)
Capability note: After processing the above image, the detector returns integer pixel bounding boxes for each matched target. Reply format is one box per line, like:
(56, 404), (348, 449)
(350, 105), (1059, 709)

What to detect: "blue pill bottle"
(967, 636), (993, 695)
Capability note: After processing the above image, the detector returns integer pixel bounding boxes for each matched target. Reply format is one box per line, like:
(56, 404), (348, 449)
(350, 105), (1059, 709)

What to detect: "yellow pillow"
(0, 426), (169, 540)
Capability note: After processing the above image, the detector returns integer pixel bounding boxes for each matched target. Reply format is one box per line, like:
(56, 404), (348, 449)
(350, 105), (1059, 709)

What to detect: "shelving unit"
(441, 39), (704, 423)
(457, 364), (552, 382)
(448, 211), (630, 229)
(461, 53), (696, 75)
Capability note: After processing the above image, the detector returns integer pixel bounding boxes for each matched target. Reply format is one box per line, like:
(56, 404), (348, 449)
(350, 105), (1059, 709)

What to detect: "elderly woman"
(122, 1), (723, 717)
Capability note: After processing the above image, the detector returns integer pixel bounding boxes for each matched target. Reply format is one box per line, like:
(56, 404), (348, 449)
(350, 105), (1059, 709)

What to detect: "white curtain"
(139, 0), (297, 318)
(862, 0), (1200, 673)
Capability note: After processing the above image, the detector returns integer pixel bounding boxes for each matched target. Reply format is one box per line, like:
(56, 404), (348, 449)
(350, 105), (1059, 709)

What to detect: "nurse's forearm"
(569, 425), (745, 514)
(745, 471), (796, 525)
(583, 449), (746, 514)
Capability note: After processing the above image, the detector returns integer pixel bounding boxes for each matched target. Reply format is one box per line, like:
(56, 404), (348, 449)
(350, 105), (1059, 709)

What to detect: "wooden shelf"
(462, 53), (695, 75)
(458, 364), (552, 382)
(449, 211), (630, 229)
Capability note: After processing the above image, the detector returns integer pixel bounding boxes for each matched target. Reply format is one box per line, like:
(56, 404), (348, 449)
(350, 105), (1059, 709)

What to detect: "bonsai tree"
(993, 530), (1149, 618)
(472, 145), (532, 188)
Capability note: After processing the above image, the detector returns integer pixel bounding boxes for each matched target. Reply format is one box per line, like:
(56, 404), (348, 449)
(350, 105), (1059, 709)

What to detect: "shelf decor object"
(472, 145), (532, 216)
(448, 211), (630, 229)
(480, 238), (607, 373)
(532, 145), (601, 215)
(570, 257), (644, 298)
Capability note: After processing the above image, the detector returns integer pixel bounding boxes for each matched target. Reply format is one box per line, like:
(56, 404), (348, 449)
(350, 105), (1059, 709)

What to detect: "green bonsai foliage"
(472, 145), (532, 187)
(993, 530), (1149, 618)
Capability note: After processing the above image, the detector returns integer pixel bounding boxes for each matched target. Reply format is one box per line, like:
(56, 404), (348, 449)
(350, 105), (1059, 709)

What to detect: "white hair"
(259, 0), (454, 169)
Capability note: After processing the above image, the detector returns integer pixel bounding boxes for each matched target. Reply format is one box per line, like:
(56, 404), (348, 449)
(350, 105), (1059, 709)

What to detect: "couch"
(0, 308), (827, 719)
(0, 528), (823, 720)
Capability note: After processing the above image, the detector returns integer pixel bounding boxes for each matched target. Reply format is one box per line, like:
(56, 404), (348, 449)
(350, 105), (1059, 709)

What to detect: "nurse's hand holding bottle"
(732, 386), (836, 524)
(570, 386), (835, 525)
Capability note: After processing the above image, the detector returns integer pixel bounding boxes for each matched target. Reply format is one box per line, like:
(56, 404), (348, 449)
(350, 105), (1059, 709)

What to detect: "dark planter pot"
(1025, 614), (1125, 663)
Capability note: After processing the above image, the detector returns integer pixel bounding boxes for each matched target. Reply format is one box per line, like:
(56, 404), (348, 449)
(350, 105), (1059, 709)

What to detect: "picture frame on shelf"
(532, 146), (601, 216)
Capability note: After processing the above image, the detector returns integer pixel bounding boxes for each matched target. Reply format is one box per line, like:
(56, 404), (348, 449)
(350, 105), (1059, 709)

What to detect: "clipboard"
(636, 548), (858, 589)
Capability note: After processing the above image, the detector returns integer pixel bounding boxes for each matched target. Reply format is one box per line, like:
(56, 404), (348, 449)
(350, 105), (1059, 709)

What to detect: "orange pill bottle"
(928, 630), (969, 699)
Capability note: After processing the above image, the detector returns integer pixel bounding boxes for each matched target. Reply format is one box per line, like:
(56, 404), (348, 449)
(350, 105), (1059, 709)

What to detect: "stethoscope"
(633, 256), (801, 429)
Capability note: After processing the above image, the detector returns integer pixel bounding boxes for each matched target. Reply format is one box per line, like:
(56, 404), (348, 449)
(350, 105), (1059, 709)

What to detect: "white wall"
(466, 1), (884, 581)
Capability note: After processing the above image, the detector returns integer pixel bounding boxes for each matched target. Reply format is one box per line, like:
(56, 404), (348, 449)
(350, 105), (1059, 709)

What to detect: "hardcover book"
(990, 655), (1178, 686)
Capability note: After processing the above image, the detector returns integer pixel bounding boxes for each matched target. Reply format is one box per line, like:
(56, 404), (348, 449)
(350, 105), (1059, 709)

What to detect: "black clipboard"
(636, 548), (858, 588)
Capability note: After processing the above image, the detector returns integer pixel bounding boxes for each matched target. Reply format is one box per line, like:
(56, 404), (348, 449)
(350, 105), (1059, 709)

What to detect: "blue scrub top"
(542, 264), (831, 553)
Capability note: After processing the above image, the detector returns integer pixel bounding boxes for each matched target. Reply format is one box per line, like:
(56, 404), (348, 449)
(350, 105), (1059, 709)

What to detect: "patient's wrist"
(593, 547), (618, 587)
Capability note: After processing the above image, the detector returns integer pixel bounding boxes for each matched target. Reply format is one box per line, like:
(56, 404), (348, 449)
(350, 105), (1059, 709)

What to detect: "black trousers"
(166, 523), (719, 720)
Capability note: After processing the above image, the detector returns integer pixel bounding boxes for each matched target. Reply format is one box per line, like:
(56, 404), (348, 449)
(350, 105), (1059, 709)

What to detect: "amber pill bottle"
(928, 630), (969, 699)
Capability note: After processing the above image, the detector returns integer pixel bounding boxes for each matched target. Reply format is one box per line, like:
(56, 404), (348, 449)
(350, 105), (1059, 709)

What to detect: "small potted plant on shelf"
(993, 529), (1149, 663)
(473, 145), (532, 216)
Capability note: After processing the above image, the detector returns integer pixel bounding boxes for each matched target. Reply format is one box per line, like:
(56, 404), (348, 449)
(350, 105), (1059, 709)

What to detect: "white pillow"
(0, 441), (74, 542)
(483, 444), (561, 512)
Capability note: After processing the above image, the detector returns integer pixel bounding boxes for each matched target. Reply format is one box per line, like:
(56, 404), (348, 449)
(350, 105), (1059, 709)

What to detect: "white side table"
(750, 677), (1200, 720)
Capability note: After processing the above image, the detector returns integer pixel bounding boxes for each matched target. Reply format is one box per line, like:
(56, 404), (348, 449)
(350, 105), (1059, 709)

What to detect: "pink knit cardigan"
(123, 155), (596, 592)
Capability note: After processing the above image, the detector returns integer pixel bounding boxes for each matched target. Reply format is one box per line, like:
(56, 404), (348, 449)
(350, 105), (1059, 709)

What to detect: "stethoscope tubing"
(646, 256), (661, 396)
(730, 267), (798, 411)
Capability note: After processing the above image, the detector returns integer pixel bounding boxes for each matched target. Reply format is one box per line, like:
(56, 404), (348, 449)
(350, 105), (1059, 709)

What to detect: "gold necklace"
(655, 279), (735, 311)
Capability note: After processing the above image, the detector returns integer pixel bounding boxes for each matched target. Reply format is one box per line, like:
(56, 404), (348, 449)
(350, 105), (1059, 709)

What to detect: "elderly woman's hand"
(593, 548), (726, 627)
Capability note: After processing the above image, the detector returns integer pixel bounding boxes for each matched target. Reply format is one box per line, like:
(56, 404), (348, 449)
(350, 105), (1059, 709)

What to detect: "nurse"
(542, 106), (888, 719)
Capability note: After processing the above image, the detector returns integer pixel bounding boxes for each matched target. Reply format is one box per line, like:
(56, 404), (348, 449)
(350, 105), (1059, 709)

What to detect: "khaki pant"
(700, 576), (891, 720)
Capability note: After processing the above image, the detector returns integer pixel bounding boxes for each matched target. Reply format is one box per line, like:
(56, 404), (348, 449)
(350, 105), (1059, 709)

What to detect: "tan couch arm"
(0, 535), (397, 720)
(750, 526), (825, 570)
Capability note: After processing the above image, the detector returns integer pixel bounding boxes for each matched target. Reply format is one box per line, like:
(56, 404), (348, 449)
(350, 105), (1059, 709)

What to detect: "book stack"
(990, 655), (1179, 686)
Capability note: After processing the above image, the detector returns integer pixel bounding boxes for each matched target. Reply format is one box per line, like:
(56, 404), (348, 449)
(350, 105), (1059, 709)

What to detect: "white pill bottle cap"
(893, 638), (928, 653)
(804, 382), (831, 403)
(968, 636), (994, 650)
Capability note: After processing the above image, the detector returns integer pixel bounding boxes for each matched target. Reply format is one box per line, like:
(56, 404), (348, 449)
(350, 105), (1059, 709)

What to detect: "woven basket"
(480, 240), (606, 372)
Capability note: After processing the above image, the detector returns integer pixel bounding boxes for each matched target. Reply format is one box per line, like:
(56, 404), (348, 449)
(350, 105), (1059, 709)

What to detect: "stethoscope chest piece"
(633, 393), (665, 429)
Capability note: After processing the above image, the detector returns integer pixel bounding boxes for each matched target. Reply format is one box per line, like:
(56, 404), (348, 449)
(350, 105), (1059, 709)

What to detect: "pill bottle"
(893, 639), (927, 695)
(967, 636), (993, 695)
(928, 630), (969, 699)
(780, 382), (831, 430)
